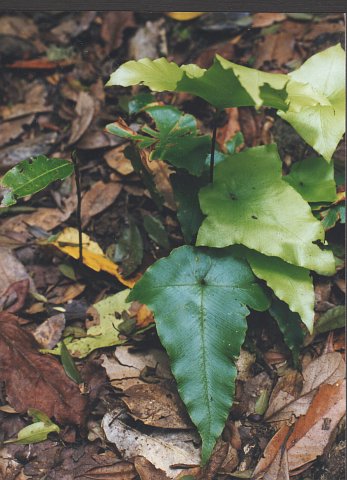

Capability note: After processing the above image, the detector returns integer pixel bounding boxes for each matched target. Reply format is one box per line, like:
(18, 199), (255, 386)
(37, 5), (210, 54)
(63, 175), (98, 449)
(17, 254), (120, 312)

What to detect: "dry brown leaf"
(252, 13), (286, 28)
(101, 11), (136, 54)
(0, 247), (36, 303)
(136, 304), (155, 328)
(0, 15), (38, 39)
(264, 370), (302, 422)
(253, 424), (291, 478)
(286, 380), (346, 471)
(134, 456), (171, 480)
(104, 143), (134, 175)
(48, 282), (86, 304)
(254, 32), (297, 69)
(0, 115), (35, 147)
(265, 352), (345, 423)
(33, 313), (66, 349)
(0, 311), (87, 425)
(217, 108), (241, 151)
(304, 21), (345, 41)
(68, 91), (95, 145)
(81, 180), (122, 227)
(147, 160), (176, 210)
(123, 383), (192, 429)
(0, 279), (30, 314)
(102, 410), (200, 479)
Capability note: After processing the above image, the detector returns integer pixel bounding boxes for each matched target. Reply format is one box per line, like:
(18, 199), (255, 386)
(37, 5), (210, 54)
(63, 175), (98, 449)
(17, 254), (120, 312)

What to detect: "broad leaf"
(284, 156), (337, 203)
(279, 44), (345, 161)
(107, 55), (288, 110)
(197, 144), (335, 276)
(314, 305), (345, 334)
(128, 245), (270, 464)
(106, 106), (211, 176)
(269, 298), (305, 366)
(143, 215), (170, 249)
(235, 246), (314, 333)
(113, 216), (144, 276)
(0, 155), (74, 207)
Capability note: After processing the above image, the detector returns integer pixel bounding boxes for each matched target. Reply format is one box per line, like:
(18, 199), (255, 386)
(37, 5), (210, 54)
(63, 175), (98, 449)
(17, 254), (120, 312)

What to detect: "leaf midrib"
(11, 162), (72, 195)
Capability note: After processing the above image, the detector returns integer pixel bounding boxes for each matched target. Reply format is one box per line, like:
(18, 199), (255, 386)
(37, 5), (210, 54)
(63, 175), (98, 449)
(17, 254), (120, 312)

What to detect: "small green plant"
(0, 43), (345, 465)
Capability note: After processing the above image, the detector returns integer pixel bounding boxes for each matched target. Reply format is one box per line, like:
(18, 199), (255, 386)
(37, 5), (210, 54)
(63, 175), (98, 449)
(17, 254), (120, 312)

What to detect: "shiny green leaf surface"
(197, 145), (335, 276)
(284, 156), (337, 203)
(0, 155), (74, 207)
(128, 245), (270, 464)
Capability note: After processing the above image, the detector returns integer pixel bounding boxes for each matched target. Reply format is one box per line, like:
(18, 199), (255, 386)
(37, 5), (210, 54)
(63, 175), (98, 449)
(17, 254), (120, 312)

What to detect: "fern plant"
(0, 43), (345, 466)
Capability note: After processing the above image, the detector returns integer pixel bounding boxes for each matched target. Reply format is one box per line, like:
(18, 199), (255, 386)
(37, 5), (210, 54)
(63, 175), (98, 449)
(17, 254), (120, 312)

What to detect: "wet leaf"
(128, 245), (270, 464)
(0, 155), (74, 207)
(143, 215), (170, 249)
(197, 144), (335, 276)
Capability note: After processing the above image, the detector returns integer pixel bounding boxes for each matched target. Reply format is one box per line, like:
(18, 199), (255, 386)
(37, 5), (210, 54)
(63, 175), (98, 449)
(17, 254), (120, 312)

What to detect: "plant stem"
(71, 150), (83, 263)
(209, 114), (218, 184)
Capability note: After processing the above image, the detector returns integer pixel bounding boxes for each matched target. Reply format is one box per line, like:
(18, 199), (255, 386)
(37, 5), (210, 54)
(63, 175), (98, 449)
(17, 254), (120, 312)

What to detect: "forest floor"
(0, 10), (345, 480)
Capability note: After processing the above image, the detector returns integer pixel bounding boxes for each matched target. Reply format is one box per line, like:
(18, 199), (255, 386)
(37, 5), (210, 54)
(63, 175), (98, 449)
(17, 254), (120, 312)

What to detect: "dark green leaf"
(314, 305), (345, 334)
(60, 340), (82, 384)
(284, 156), (337, 202)
(171, 171), (207, 243)
(113, 217), (144, 276)
(320, 204), (345, 231)
(143, 215), (170, 249)
(128, 92), (156, 114)
(0, 155), (74, 207)
(128, 245), (270, 464)
(269, 298), (305, 366)
(225, 131), (244, 154)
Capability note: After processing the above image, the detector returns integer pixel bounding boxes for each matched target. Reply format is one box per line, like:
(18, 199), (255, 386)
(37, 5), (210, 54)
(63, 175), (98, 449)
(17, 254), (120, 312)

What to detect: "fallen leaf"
(123, 383), (192, 429)
(68, 91), (95, 145)
(147, 160), (176, 210)
(81, 180), (122, 227)
(254, 31), (297, 68)
(33, 313), (66, 349)
(5, 58), (75, 69)
(252, 13), (286, 28)
(50, 11), (96, 45)
(128, 19), (165, 60)
(287, 380), (346, 471)
(102, 410), (200, 478)
(0, 15), (38, 39)
(101, 346), (172, 390)
(101, 11), (136, 54)
(217, 108), (241, 151)
(0, 311), (87, 425)
(166, 12), (205, 21)
(253, 424), (291, 479)
(136, 304), (155, 328)
(104, 144), (134, 175)
(0, 115), (35, 147)
(134, 456), (171, 480)
(49, 227), (139, 287)
(4, 409), (60, 445)
(1, 279), (30, 313)
(48, 282), (85, 304)
(265, 352), (345, 423)
(0, 247), (36, 304)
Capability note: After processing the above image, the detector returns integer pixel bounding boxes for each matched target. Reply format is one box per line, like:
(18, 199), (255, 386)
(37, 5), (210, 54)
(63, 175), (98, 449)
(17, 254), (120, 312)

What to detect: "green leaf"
(236, 246), (314, 333)
(269, 298), (305, 366)
(113, 217), (144, 276)
(314, 305), (345, 334)
(320, 204), (345, 231)
(171, 171), (206, 243)
(128, 92), (156, 114)
(279, 44), (346, 161)
(284, 156), (337, 203)
(128, 245), (270, 464)
(0, 155), (74, 207)
(143, 215), (170, 249)
(106, 106), (211, 176)
(45, 290), (131, 358)
(197, 144), (335, 276)
(60, 340), (82, 384)
(107, 56), (288, 110)
(5, 409), (60, 444)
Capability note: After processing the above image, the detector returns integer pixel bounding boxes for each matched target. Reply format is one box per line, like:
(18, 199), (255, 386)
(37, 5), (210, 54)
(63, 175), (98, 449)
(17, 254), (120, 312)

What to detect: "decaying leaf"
(47, 227), (139, 288)
(0, 311), (87, 425)
(81, 180), (122, 227)
(102, 410), (200, 478)
(33, 313), (66, 349)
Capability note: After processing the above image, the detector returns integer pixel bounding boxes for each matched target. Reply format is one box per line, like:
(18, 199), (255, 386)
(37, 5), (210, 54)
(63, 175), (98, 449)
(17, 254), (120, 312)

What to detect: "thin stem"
(71, 150), (83, 263)
(209, 114), (218, 184)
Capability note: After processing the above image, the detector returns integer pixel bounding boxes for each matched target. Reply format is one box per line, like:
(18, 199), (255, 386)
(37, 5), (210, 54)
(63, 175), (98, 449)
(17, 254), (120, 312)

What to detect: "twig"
(71, 150), (83, 262)
(209, 112), (219, 184)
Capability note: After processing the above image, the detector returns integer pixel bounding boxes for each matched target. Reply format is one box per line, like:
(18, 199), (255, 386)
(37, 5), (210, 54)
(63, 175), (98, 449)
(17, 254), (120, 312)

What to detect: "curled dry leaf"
(1, 279), (30, 314)
(33, 313), (66, 349)
(0, 312), (87, 425)
(134, 456), (171, 480)
(0, 247), (36, 303)
(68, 91), (95, 145)
(81, 180), (122, 227)
(101, 11), (136, 54)
(104, 143), (134, 175)
(123, 383), (192, 429)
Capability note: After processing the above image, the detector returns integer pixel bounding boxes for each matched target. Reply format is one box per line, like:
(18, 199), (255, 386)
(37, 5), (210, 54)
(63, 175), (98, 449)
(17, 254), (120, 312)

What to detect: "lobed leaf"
(197, 144), (335, 276)
(234, 246), (314, 333)
(284, 156), (337, 203)
(0, 155), (74, 207)
(128, 245), (270, 464)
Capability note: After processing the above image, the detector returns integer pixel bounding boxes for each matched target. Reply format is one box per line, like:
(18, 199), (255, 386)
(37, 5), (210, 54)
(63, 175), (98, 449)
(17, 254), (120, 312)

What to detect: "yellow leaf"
(166, 12), (205, 21)
(48, 227), (140, 288)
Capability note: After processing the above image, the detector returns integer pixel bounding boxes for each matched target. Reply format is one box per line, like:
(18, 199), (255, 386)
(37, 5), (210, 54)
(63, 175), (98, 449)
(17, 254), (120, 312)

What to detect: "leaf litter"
(0, 10), (345, 480)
